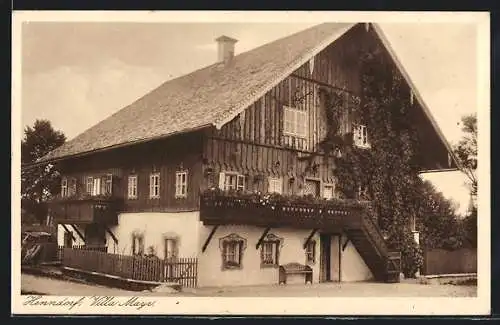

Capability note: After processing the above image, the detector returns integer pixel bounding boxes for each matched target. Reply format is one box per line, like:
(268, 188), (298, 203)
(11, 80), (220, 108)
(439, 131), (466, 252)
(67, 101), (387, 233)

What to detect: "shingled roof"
(34, 22), (458, 170)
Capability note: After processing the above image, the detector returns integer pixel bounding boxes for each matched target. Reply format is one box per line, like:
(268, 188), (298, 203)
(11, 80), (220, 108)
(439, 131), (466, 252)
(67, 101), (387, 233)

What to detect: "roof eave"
(370, 23), (462, 172)
(21, 123), (213, 172)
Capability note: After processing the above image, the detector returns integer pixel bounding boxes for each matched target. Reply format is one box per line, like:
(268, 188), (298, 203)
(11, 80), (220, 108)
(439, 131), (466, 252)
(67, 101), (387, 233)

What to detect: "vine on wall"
(319, 47), (423, 251)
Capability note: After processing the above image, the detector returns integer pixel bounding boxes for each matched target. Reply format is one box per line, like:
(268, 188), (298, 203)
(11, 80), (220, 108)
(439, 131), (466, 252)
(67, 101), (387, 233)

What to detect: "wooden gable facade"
(202, 24), (375, 196)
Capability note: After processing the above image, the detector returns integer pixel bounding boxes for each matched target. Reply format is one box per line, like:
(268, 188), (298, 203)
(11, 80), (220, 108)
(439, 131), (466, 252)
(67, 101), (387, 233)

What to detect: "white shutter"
(218, 172), (226, 190)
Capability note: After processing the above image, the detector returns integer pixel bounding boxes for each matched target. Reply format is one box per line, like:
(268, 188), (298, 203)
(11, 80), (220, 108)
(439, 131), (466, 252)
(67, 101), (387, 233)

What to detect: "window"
(127, 175), (138, 199)
(164, 237), (178, 260)
(358, 185), (369, 200)
(284, 106), (308, 138)
(323, 184), (335, 200)
(353, 124), (370, 148)
(268, 177), (283, 194)
(260, 233), (283, 267)
(149, 172), (160, 199)
(131, 233), (144, 256)
(219, 172), (245, 192)
(86, 177), (93, 194)
(104, 174), (113, 195)
(61, 178), (68, 197)
(219, 233), (247, 270)
(92, 177), (101, 196)
(303, 179), (320, 197)
(175, 171), (188, 198)
(305, 240), (316, 264)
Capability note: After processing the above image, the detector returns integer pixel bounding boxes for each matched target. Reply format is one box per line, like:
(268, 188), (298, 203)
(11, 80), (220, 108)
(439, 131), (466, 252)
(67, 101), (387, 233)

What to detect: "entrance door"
(320, 233), (331, 282)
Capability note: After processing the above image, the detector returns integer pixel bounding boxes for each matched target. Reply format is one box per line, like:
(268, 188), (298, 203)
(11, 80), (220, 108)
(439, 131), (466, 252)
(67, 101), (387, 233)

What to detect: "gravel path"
(21, 273), (476, 297)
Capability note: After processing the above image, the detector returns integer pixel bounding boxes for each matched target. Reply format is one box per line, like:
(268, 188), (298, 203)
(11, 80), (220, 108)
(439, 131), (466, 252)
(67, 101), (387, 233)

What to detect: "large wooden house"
(32, 23), (458, 287)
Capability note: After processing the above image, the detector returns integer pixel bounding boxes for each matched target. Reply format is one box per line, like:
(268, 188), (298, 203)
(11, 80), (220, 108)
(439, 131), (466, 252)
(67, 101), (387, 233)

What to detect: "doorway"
(320, 233), (332, 282)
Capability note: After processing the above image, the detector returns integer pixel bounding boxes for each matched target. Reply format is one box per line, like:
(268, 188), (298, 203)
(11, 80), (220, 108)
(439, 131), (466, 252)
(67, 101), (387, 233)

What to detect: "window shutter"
(218, 172), (226, 189)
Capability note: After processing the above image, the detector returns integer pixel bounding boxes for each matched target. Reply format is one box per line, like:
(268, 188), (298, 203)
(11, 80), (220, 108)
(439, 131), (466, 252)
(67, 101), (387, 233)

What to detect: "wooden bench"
(279, 263), (313, 285)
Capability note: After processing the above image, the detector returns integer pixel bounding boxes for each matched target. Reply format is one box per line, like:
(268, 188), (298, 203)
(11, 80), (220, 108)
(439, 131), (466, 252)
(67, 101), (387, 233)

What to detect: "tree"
(21, 120), (66, 224)
(454, 114), (477, 198)
(453, 114), (478, 248)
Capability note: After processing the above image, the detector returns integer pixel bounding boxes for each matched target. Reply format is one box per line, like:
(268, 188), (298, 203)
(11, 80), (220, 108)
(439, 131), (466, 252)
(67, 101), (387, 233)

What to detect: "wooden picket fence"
(62, 248), (198, 288)
(57, 245), (108, 261)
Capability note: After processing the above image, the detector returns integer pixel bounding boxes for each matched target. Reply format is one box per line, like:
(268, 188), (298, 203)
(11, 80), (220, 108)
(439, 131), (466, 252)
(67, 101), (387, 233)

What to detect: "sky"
(20, 21), (478, 215)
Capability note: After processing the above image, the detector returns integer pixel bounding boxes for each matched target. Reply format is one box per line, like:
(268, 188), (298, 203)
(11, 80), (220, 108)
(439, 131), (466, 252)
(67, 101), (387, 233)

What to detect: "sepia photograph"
(12, 11), (490, 315)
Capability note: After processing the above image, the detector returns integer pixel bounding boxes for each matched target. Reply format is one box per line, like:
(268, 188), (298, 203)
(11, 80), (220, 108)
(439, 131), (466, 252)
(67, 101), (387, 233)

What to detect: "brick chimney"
(216, 35), (238, 65)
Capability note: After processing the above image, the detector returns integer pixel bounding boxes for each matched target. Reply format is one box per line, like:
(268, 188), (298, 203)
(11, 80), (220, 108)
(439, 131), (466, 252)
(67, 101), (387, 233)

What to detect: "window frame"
(260, 233), (284, 268)
(149, 172), (160, 199)
(103, 174), (113, 195)
(219, 172), (246, 192)
(323, 183), (335, 200)
(127, 174), (138, 199)
(175, 171), (188, 199)
(219, 233), (247, 270)
(353, 123), (370, 148)
(268, 177), (283, 194)
(86, 176), (93, 195)
(131, 232), (145, 256)
(283, 106), (308, 139)
(61, 177), (68, 197)
(164, 236), (179, 260)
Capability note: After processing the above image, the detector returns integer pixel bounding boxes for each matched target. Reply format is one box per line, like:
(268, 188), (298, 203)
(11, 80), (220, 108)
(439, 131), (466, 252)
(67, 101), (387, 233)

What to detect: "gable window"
(175, 171), (188, 198)
(86, 177), (93, 195)
(323, 184), (335, 200)
(219, 233), (247, 270)
(219, 172), (245, 192)
(131, 232), (144, 256)
(305, 240), (316, 264)
(260, 233), (283, 267)
(353, 124), (370, 148)
(127, 175), (138, 199)
(268, 177), (283, 194)
(283, 106), (308, 138)
(61, 178), (68, 197)
(149, 172), (160, 199)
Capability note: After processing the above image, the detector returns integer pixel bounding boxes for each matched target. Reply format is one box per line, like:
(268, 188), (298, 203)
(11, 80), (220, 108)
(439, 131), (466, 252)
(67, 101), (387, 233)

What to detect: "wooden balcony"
(49, 196), (124, 225)
(199, 191), (367, 230)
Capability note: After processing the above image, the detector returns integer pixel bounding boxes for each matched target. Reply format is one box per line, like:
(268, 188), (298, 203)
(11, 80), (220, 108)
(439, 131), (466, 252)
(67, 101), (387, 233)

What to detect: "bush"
(400, 232), (424, 278)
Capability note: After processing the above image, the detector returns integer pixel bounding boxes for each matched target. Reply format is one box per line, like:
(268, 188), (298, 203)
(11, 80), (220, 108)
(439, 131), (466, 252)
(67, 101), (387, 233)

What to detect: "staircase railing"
(360, 213), (401, 282)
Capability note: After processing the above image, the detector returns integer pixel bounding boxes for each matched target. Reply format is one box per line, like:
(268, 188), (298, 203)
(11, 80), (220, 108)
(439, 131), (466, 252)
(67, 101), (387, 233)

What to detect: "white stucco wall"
(57, 224), (86, 246)
(107, 212), (200, 258)
(198, 225), (320, 287)
(339, 234), (374, 282)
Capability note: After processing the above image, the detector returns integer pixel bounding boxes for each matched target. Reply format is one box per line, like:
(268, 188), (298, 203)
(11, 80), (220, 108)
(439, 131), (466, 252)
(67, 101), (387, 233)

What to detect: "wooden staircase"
(345, 214), (401, 283)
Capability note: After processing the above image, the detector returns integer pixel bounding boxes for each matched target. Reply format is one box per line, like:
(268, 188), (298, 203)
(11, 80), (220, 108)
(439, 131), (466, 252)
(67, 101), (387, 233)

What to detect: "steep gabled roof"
(33, 22), (458, 170)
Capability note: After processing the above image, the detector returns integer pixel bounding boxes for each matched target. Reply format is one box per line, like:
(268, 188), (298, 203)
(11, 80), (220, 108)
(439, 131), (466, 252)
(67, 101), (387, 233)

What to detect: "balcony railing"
(49, 195), (124, 225)
(199, 190), (368, 230)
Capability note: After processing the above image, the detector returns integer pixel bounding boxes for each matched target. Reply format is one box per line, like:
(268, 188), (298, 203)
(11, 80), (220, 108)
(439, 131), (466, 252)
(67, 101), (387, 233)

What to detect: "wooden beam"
(105, 226), (118, 245)
(202, 225), (219, 253)
(342, 237), (350, 251)
(256, 227), (271, 250)
(290, 74), (357, 96)
(61, 224), (76, 242)
(303, 229), (318, 249)
(71, 224), (86, 243)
